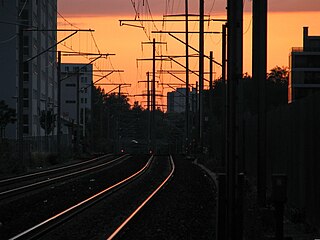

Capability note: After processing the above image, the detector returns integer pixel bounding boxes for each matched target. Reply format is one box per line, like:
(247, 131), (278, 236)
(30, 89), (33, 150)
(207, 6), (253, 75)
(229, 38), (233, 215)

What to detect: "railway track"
(0, 154), (148, 239)
(0, 154), (113, 187)
(0, 154), (128, 200)
(7, 155), (175, 240)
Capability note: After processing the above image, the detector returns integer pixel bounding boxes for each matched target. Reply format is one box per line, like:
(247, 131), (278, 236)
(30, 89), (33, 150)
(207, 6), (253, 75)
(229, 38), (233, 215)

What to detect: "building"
(0, 0), (57, 139)
(289, 27), (320, 103)
(167, 87), (197, 113)
(61, 63), (93, 139)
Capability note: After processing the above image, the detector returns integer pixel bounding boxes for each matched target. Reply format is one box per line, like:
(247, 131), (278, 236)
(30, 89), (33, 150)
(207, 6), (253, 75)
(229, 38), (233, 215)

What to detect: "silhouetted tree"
(204, 66), (289, 163)
(132, 101), (143, 113)
(266, 66), (288, 109)
(104, 93), (130, 116)
(39, 109), (56, 135)
(90, 86), (108, 152)
(267, 65), (289, 84)
(0, 100), (16, 140)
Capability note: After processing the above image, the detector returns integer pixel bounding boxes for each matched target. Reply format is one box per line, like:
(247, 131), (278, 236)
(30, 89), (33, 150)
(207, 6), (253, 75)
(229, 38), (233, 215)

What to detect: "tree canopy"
(0, 100), (16, 139)
(39, 109), (56, 135)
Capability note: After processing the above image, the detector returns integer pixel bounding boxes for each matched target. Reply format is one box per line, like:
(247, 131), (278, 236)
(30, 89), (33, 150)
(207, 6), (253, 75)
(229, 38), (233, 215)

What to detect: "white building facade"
(167, 87), (197, 113)
(61, 63), (93, 138)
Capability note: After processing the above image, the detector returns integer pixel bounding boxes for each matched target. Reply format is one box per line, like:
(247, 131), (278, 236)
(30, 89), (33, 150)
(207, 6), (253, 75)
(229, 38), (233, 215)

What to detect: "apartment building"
(167, 87), (197, 113)
(61, 63), (93, 138)
(0, 0), (57, 139)
(289, 27), (320, 102)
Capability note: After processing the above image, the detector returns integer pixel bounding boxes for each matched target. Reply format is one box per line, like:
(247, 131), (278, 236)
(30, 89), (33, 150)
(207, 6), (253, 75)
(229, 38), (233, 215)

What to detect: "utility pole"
(147, 72), (150, 111)
(152, 38), (156, 113)
(209, 51), (214, 157)
(138, 39), (166, 153)
(185, 0), (190, 153)
(57, 51), (61, 154)
(209, 51), (214, 91)
(121, 15), (225, 154)
(227, 0), (243, 239)
(18, 25), (24, 165)
(147, 72), (151, 152)
(253, 0), (268, 207)
(137, 72), (151, 152)
(152, 38), (156, 153)
(199, 0), (205, 148)
(222, 24), (227, 167)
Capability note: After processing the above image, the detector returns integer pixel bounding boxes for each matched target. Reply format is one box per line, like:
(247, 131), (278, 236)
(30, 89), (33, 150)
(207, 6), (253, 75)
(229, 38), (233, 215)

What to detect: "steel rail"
(0, 154), (129, 199)
(9, 155), (154, 240)
(106, 155), (175, 240)
(0, 154), (113, 185)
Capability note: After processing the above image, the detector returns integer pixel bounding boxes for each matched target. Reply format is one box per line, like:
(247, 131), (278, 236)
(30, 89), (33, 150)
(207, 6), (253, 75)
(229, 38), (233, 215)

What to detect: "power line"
(0, 34), (17, 44)
(18, 0), (28, 16)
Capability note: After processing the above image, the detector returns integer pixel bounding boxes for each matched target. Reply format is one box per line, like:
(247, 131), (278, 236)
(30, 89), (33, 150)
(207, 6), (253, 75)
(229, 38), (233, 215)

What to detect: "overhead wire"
(53, 2), (124, 92)
(244, 16), (252, 35)
(18, 0), (28, 16)
(0, 34), (17, 44)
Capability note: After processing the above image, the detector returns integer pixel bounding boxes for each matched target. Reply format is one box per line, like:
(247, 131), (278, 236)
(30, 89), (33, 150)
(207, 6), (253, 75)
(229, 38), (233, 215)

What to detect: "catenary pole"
(18, 25), (24, 165)
(199, 0), (204, 147)
(253, 0), (268, 207)
(57, 51), (61, 154)
(185, 0), (190, 153)
(226, 0), (243, 238)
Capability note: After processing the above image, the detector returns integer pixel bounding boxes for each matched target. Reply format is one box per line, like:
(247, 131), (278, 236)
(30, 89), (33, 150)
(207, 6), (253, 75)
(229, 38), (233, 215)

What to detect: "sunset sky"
(57, 0), (320, 109)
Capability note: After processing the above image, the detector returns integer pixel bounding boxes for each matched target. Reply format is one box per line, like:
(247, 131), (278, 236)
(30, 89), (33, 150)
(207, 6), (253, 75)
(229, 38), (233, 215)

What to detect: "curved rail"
(0, 154), (129, 199)
(106, 155), (175, 240)
(9, 155), (154, 240)
(0, 153), (114, 185)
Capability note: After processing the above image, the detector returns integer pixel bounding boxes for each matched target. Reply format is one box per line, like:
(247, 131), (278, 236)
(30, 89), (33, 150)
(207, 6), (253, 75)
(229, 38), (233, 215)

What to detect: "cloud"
(58, 0), (320, 17)
(268, 0), (320, 12)
(58, 0), (134, 16)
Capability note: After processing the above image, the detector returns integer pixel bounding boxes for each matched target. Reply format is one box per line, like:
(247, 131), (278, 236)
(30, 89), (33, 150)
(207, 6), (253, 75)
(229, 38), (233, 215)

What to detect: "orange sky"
(57, 11), (320, 110)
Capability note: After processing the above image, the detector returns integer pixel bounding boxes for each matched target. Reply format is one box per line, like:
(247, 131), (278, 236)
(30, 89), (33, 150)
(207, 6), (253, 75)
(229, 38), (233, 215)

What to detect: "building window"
(23, 114), (29, 124)
(66, 100), (76, 104)
(23, 100), (29, 108)
(23, 63), (29, 73)
(65, 83), (76, 87)
(80, 108), (84, 124)
(23, 88), (28, 98)
(23, 73), (29, 82)
(23, 126), (29, 134)
(23, 36), (29, 46)
(65, 66), (69, 72)
(23, 47), (29, 55)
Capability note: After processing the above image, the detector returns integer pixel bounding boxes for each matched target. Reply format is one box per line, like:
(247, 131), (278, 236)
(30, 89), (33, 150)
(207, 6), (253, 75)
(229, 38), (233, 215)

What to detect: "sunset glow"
(57, 2), (320, 109)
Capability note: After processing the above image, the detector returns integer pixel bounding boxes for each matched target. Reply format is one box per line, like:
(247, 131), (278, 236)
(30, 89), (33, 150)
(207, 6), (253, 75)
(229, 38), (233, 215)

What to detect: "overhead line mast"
(120, 5), (226, 153)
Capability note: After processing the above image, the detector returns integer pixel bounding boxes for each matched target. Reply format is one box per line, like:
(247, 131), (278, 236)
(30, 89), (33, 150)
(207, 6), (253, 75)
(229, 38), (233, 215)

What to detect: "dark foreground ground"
(116, 155), (217, 239)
